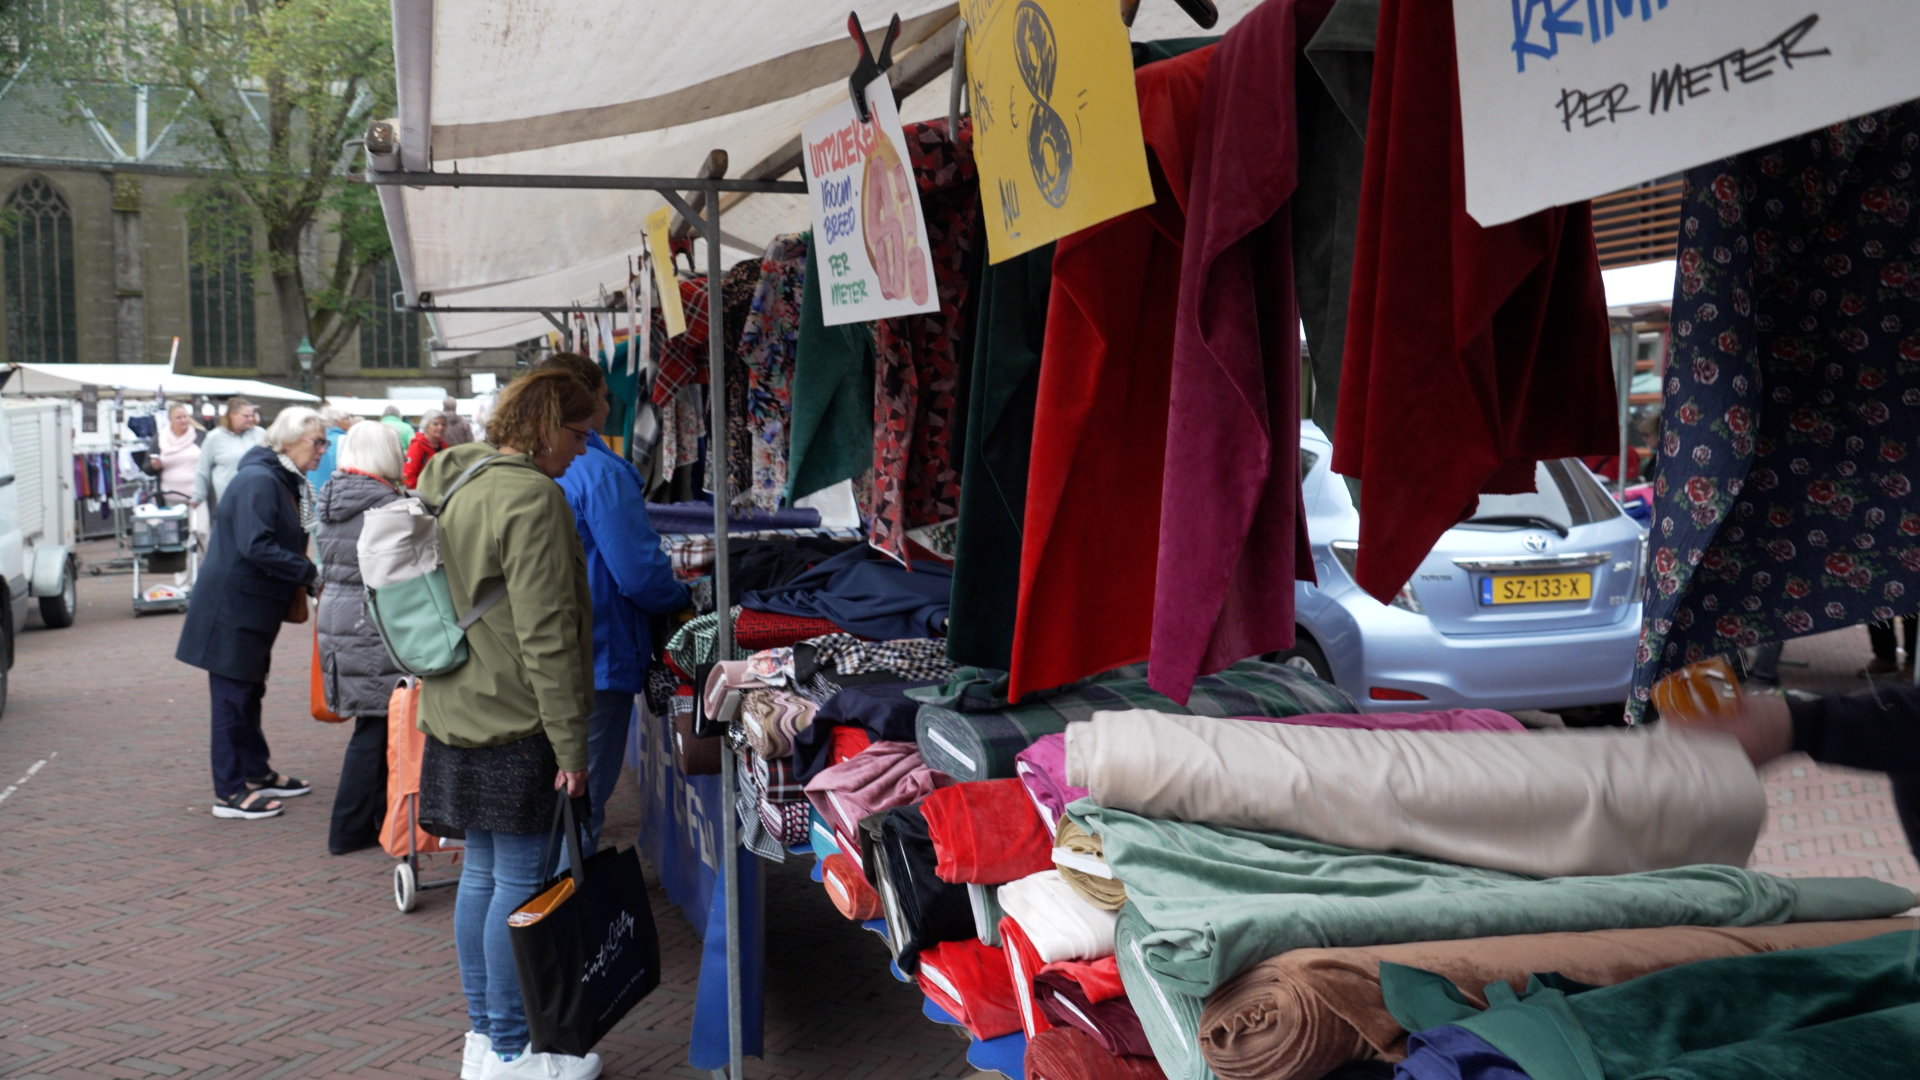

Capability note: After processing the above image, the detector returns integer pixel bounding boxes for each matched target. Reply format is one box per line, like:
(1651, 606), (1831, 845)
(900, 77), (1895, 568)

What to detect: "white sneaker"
(481, 1049), (602, 1080)
(460, 1032), (492, 1080)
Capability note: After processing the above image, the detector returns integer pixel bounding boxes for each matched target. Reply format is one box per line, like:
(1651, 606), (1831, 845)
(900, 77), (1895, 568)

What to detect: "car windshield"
(1459, 460), (1620, 534)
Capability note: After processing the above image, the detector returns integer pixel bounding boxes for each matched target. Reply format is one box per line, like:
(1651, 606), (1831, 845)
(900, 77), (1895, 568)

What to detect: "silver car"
(1278, 423), (1647, 719)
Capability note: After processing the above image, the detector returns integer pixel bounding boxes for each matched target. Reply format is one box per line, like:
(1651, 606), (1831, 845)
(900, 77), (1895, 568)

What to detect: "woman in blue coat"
(176, 406), (329, 820)
(540, 354), (688, 848)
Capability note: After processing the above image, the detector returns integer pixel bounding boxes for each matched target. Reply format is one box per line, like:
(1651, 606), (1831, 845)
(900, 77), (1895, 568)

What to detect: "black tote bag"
(509, 793), (661, 1056)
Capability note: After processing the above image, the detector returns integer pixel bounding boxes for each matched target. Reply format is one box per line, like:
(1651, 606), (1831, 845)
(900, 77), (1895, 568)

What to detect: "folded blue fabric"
(646, 500), (822, 534)
(743, 545), (951, 641)
(1395, 1026), (1533, 1080)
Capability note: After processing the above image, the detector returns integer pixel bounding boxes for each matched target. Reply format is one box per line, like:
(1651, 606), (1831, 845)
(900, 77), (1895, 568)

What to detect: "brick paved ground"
(4, 543), (1916, 1079)
(0, 543), (969, 1079)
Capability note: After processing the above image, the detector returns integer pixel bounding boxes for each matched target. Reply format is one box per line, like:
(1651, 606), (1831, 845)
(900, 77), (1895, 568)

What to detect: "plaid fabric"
(650, 278), (712, 406)
(754, 751), (806, 803)
(660, 527), (865, 582)
(804, 633), (957, 681)
(737, 608), (843, 650)
(911, 659), (1358, 782)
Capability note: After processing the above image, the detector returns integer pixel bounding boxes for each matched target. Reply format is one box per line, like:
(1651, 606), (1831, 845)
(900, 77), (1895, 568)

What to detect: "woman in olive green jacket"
(414, 368), (603, 1080)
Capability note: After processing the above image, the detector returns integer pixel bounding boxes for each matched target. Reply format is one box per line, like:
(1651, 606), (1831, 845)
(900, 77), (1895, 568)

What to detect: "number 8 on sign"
(1015, 1), (1072, 208)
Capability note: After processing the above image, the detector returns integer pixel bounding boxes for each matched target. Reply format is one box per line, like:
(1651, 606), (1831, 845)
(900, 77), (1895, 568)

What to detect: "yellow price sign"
(644, 206), (687, 338)
(964, 0), (1154, 264)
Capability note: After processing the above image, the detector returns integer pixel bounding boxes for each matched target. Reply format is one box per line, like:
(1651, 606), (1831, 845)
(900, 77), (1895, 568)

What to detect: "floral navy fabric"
(1632, 105), (1920, 717)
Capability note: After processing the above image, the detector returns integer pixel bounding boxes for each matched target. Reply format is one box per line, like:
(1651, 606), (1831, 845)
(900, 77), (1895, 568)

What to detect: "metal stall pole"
(1613, 316), (1634, 500)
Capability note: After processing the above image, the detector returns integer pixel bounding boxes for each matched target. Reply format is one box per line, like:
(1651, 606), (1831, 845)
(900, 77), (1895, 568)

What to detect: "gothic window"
(188, 196), (256, 368)
(2, 177), (79, 364)
(362, 260), (420, 369)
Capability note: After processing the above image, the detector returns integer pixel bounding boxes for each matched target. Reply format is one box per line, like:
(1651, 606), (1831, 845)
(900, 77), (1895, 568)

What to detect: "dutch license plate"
(1480, 572), (1592, 605)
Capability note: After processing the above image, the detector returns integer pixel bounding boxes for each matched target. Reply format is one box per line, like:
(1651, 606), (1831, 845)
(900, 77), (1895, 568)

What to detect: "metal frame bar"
(361, 170), (806, 196)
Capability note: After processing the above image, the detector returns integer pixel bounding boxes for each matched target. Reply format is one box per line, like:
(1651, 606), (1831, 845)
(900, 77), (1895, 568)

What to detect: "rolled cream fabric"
(1066, 711), (1766, 877)
(1000, 869), (1121, 964)
(1055, 818), (1127, 911)
(1196, 919), (1919, 1080)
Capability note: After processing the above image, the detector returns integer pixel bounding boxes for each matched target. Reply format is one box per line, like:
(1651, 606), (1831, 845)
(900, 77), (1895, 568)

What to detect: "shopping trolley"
(381, 677), (462, 911)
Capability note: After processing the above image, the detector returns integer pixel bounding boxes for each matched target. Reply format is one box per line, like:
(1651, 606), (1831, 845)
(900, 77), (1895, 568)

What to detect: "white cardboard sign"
(802, 73), (940, 327)
(1453, 2), (1920, 226)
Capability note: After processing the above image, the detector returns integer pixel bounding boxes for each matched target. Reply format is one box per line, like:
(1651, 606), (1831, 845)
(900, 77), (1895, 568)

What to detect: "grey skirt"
(418, 730), (558, 836)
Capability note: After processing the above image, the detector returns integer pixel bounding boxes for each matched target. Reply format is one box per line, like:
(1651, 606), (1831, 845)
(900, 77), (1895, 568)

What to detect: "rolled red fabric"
(821, 853), (883, 920)
(735, 607), (845, 650)
(1026, 1026), (1168, 1080)
(916, 937), (1025, 1041)
(1035, 963), (1156, 1058)
(923, 778), (1056, 885)
(1040, 956), (1127, 1003)
(829, 725), (872, 766)
(998, 915), (1054, 1039)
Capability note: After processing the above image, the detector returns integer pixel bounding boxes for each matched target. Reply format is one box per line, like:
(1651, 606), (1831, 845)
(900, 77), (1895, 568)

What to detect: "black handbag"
(509, 793), (660, 1056)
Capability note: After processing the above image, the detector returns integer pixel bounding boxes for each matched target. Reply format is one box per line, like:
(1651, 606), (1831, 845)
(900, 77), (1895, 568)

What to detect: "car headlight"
(1330, 542), (1424, 614)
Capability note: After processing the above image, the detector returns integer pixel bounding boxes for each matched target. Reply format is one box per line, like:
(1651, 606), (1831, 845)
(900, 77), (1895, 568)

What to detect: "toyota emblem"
(1523, 534), (1550, 553)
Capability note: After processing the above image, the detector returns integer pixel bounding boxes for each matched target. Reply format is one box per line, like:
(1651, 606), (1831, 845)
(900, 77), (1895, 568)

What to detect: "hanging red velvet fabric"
(1332, 0), (1615, 603)
(1008, 45), (1218, 701)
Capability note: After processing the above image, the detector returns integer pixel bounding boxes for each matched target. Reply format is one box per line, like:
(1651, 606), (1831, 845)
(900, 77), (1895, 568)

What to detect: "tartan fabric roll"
(752, 751), (806, 803)
(804, 633), (959, 681)
(913, 659), (1358, 782)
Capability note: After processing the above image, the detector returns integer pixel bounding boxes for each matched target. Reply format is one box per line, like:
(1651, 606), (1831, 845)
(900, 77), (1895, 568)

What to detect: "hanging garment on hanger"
(1332, 0), (1615, 605)
(867, 118), (979, 565)
(1630, 104), (1920, 715)
(1008, 44), (1217, 701)
(1151, 0), (1326, 702)
(740, 234), (810, 512)
(1296, 0), (1376, 438)
(707, 259), (762, 504)
(650, 278), (714, 406)
(787, 243), (877, 504)
(946, 242), (1054, 670)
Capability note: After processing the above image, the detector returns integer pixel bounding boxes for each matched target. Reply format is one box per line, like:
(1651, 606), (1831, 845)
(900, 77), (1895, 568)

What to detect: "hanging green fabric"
(946, 242), (1053, 669)
(599, 339), (640, 457)
(1381, 931), (1920, 1080)
(786, 242), (876, 502)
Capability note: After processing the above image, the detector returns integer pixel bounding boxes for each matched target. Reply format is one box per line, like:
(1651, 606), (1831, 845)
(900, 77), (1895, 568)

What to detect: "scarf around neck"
(277, 452), (317, 533)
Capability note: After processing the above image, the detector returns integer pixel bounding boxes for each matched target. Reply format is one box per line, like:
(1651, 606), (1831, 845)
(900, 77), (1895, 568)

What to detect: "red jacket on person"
(402, 433), (442, 489)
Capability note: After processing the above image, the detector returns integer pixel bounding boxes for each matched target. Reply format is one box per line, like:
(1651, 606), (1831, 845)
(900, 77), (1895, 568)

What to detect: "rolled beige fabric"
(1197, 918), (1918, 1080)
(1054, 818), (1127, 911)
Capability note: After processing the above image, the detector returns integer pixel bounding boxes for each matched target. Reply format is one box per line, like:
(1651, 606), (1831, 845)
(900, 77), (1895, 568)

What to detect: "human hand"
(1676, 690), (1793, 768)
(555, 768), (588, 797)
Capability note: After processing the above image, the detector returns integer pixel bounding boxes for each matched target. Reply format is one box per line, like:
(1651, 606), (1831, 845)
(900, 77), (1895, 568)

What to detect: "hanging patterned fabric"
(649, 277), (713, 406)
(708, 259), (762, 504)
(740, 233), (810, 511)
(868, 119), (978, 564)
(1631, 105), (1920, 716)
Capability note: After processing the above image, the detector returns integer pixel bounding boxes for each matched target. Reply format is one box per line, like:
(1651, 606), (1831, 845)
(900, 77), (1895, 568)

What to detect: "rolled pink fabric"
(1231, 709), (1528, 733)
(1016, 734), (1089, 834)
(805, 741), (953, 838)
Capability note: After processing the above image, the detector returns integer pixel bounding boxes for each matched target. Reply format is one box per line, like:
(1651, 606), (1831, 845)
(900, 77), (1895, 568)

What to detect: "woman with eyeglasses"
(175, 406), (329, 820)
(412, 368), (603, 1080)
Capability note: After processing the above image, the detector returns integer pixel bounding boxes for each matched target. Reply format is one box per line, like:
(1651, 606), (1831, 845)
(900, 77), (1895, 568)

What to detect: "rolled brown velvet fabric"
(1027, 1025), (1168, 1080)
(1197, 918), (1917, 1080)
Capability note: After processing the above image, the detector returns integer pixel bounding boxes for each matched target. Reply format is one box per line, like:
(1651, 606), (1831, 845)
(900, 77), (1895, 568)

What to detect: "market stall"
(375, 2), (1920, 1079)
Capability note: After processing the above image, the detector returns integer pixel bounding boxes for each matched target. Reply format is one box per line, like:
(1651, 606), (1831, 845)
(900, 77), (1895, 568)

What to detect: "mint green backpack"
(356, 456), (508, 677)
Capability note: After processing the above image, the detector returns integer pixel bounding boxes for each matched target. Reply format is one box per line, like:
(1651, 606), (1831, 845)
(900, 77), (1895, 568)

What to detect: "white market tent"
(325, 395), (480, 419)
(376, 0), (1264, 354)
(4, 363), (321, 402)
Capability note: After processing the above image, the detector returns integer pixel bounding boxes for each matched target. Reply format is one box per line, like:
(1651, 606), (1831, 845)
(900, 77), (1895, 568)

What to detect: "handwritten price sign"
(964, 0), (1152, 264)
(1453, 1), (1920, 226)
(801, 73), (940, 327)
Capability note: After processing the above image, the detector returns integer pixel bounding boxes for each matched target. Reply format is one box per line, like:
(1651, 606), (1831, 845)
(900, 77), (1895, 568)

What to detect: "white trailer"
(0, 398), (79, 716)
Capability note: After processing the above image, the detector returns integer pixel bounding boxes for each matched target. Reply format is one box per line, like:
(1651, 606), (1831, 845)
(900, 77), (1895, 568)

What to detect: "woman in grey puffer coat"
(315, 422), (408, 854)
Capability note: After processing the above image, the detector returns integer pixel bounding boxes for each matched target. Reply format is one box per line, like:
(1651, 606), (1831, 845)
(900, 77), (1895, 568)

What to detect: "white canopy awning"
(381, 0), (1259, 355)
(4, 364), (322, 402)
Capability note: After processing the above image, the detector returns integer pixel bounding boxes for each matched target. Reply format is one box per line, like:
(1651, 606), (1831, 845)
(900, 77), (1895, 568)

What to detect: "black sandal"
(213, 790), (284, 820)
(247, 772), (312, 798)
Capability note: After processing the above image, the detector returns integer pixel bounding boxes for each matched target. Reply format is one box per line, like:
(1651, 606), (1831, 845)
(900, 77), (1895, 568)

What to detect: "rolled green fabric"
(1117, 903), (1217, 1080)
(1074, 802), (1917, 1004)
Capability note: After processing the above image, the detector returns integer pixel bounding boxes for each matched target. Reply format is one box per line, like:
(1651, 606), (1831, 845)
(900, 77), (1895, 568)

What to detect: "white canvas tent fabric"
(4, 364), (321, 402)
(384, 0), (1260, 355)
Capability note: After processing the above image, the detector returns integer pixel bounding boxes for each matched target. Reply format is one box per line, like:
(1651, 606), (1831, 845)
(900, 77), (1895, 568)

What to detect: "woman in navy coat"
(176, 406), (328, 819)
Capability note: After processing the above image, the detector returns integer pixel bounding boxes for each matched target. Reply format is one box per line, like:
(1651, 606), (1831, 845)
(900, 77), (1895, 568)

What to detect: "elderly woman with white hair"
(402, 407), (447, 488)
(315, 421), (409, 852)
(175, 406), (329, 820)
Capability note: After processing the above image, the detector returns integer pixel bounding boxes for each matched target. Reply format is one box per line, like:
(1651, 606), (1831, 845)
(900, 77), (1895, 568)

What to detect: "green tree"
(2, 0), (395, 389)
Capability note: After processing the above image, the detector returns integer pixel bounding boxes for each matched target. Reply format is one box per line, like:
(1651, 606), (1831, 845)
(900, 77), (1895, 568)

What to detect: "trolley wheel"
(39, 560), (76, 629)
(394, 861), (419, 913)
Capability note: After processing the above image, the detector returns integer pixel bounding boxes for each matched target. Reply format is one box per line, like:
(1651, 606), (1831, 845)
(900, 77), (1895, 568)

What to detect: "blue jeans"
(584, 690), (634, 850)
(455, 827), (549, 1057)
(208, 674), (270, 800)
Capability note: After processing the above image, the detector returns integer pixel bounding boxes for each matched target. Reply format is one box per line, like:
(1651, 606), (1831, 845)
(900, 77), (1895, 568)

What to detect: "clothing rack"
(363, 160), (805, 1080)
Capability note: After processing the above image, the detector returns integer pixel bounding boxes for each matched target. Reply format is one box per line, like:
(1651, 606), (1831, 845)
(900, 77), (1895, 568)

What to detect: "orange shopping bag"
(311, 624), (347, 722)
(381, 678), (457, 858)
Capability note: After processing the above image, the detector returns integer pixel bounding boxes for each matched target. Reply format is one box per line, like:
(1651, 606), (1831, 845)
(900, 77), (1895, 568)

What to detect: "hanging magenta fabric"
(1149, 0), (1326, 703)
(1331, 0), (1616, 604)
(1008, 46), (1218, 701)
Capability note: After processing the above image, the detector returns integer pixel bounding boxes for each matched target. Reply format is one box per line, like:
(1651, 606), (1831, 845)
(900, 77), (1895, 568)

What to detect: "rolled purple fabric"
(804, 741), (952, 838)
(1015, 733), (1087, 834)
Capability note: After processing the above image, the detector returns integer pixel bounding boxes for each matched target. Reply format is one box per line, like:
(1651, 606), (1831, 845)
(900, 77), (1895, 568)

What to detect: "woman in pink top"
(154, 402), (210, 545)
